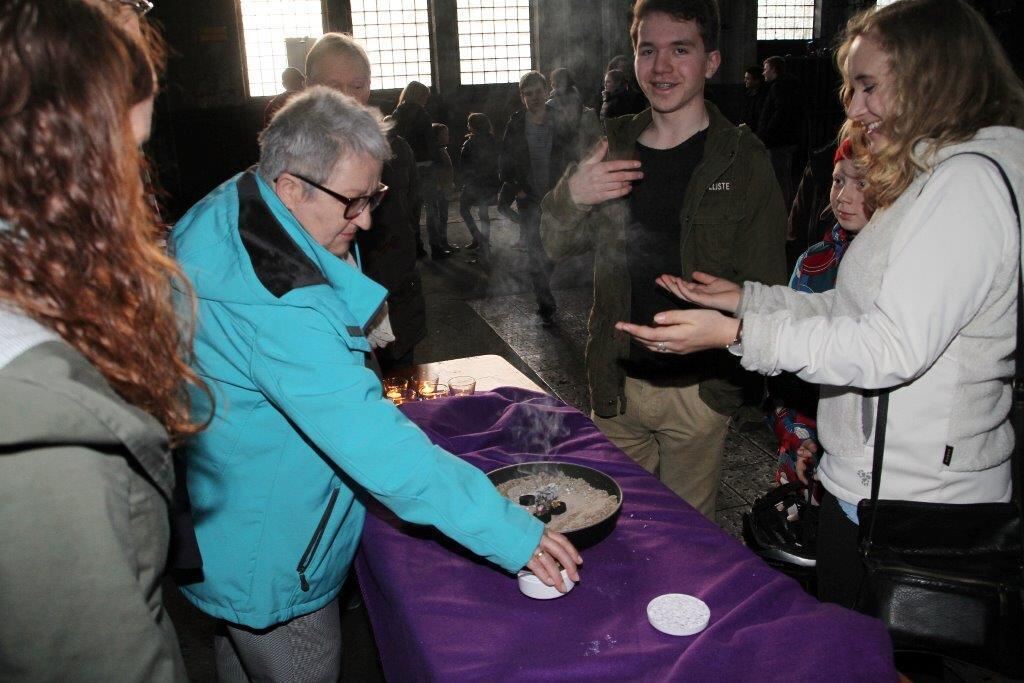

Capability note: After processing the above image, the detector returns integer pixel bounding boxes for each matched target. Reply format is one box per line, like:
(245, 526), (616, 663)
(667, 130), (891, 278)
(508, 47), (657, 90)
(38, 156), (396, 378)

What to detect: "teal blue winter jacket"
(171, 170), (542, 628)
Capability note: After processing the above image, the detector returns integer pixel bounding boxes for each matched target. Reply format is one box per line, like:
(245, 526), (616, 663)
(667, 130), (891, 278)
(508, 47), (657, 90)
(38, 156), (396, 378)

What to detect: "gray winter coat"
(0, 309), (186, 681)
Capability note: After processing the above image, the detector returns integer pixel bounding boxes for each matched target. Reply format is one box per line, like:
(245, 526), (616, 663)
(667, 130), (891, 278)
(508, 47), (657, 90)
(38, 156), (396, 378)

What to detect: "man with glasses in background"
(305, 32), (428, 372)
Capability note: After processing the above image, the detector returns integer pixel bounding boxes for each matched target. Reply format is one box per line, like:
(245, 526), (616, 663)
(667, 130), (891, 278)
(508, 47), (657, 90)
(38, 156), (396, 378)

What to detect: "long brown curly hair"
(0, 0), (209, 444)
(836, 0), (1024, 210)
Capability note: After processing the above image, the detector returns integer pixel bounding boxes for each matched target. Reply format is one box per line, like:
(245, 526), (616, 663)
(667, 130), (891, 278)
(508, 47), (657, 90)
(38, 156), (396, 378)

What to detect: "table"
(355, 387), (897, 681)
(384, 353), (544, 394)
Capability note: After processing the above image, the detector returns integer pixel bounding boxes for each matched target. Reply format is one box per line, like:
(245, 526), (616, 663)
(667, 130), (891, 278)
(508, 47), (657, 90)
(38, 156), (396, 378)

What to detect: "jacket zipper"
(296, 488), (340, 592)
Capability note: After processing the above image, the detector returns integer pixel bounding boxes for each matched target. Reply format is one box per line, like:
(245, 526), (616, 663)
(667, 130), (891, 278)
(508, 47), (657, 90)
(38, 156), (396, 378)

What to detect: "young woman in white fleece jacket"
(615, 0), (1024, 606)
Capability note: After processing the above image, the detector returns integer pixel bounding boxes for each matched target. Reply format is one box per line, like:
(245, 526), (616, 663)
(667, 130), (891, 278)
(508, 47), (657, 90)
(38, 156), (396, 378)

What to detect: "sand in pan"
(497, 472), (619, 533)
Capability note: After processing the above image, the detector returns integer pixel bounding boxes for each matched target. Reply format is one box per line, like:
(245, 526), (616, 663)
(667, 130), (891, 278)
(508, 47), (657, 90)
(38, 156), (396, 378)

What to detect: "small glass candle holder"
(384, 379), (408, 405)
(448, 376), (476, 396)
(414, 376), (439, 399)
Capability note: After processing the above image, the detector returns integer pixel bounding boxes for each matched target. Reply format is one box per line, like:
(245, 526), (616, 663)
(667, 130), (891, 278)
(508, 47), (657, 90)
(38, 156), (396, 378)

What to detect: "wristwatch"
(726, 318), (744, 357)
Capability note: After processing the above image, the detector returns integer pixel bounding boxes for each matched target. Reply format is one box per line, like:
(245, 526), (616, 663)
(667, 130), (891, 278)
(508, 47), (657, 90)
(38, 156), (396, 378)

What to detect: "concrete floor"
(167, 203), (783, 681)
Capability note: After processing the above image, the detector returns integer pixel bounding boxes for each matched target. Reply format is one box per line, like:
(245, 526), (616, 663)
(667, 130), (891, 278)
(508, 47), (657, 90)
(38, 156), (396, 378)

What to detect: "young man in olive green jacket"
(540, 0), (787, 519)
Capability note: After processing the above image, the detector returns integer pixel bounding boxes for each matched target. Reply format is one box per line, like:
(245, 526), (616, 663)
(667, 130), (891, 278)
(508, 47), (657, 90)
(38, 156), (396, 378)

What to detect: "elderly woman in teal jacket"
(171, 87), (580, 680)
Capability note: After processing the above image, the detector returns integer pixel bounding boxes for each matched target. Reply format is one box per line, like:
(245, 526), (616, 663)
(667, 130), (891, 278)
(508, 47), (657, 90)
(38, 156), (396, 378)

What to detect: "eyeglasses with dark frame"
(116, 0), (154, 16)
(285, 172), (389, 220)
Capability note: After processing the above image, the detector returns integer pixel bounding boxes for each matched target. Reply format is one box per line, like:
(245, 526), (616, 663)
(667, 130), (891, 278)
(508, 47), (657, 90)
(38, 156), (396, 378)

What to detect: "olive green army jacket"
(540, 103), (788, 418)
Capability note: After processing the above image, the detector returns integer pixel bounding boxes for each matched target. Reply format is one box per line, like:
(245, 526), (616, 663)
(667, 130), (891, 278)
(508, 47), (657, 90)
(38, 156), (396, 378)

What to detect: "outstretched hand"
(615, 308), (740, 356)
(525, 529), (582, 592)
(568, 138), (643, 207)
(657, 271), (742, 314)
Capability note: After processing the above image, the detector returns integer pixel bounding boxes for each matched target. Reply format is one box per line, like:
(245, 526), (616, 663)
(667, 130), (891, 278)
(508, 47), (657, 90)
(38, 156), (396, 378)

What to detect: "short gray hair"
(306, 33), (370, 82)
(257, 86), (392, 189)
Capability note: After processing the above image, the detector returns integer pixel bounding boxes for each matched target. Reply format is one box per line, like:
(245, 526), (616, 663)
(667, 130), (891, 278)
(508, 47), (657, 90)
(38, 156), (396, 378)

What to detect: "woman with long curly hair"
(615, 0), (1024, 607)
(0, 0), (207, 678)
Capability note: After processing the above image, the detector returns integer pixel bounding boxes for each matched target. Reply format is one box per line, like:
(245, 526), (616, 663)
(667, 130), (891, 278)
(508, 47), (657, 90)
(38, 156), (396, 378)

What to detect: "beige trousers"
(593, 377), (730, 520)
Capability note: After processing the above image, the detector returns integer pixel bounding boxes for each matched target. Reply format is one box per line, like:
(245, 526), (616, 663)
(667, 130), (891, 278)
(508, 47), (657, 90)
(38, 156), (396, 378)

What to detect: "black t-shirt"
(627, 130), (707, 366)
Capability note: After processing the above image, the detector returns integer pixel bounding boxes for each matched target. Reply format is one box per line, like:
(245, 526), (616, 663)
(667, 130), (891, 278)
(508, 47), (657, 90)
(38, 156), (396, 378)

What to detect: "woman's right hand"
(525, 530), (582, 592)
(657, 271), (742, 315)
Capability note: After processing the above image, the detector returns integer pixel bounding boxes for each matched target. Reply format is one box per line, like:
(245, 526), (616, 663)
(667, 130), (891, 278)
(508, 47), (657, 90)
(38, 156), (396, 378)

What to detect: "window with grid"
(757, 0), (815, 40)
(350, 0), (432, 90)
(456, 0), (532, 85)
(238, 0), (325, 97)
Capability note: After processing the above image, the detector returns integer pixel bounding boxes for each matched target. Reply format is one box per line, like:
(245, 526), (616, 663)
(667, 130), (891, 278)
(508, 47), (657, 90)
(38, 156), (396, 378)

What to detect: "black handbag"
(855, 155), (1024, 676)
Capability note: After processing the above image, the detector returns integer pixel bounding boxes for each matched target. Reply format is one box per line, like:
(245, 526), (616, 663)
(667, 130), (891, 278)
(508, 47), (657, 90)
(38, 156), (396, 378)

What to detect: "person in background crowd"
(758, 55), (804, 209)
(263, 66), (305, 128)
(620, 0), (1024, 607)
(171, 87), (582, 681)
(786, 139), (839, 267)
(391, 80), (452, 259)
(427, 122), (455, 251)
(542, 0), (787, 519)
(741, 65), (766, 135)
(306, 34), (426, 370)
(460, 112), (501, 252)
(547, 67), (584, 132)
(600, 69), (636, 123)
(0, 1), (206, 678)
(598, 53), (648, 115)
(501, 71), (576, 326)
(767, 137), (869, 498)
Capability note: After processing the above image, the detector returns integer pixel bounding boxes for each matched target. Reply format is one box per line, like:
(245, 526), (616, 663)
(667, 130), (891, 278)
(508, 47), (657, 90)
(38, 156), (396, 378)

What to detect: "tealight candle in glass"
(384, 379), (408, 404)
(415, 376), (439, 399)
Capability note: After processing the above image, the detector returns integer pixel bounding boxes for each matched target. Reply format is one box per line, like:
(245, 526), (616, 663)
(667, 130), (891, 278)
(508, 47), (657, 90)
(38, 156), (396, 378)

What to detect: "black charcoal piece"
(550, 500), (566, 515)
(535, 510), (552, 523)
(519, 494), (536, 506)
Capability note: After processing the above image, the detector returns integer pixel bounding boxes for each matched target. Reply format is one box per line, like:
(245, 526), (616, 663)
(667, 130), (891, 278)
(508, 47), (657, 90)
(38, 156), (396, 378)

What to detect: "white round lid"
(646, 593), (710, 636)
(517, 569), (574, 600)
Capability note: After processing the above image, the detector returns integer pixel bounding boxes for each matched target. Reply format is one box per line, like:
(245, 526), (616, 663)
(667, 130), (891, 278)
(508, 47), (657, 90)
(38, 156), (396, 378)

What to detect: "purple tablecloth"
(355, 388), (896, 681)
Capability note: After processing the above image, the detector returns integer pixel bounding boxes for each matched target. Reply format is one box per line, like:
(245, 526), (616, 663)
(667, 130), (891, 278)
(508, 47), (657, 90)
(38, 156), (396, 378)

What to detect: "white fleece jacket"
(738, 127), (1024, 506)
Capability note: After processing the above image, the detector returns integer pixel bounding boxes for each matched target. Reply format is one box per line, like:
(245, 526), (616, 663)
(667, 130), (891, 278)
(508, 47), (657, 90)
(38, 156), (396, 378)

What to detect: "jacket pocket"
(690, 191), (743, 275)
(296, 487), (340, 592)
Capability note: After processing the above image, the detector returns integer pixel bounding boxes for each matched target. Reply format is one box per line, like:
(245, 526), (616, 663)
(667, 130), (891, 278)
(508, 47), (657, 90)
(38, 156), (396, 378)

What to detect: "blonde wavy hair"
(836, 0), (1024, 210)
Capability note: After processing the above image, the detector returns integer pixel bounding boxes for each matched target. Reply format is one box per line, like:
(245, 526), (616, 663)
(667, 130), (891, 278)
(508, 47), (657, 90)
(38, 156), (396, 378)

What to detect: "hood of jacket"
(0, 308), (173, 499)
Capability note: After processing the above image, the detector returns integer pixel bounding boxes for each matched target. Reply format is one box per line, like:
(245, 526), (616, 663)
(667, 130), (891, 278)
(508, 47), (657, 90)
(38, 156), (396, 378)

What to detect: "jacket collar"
(240, 171), (386, 330)
(610, 102), (739, 156)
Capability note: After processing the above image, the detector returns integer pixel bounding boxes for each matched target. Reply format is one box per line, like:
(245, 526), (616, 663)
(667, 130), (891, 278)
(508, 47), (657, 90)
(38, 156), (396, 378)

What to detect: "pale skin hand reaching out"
(615, 273), (742, 355)
(525, 529), (583, 592)
(656, 272), (742, 315)
(568, 138), (644, 207)
(615, 308), (740, 356)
